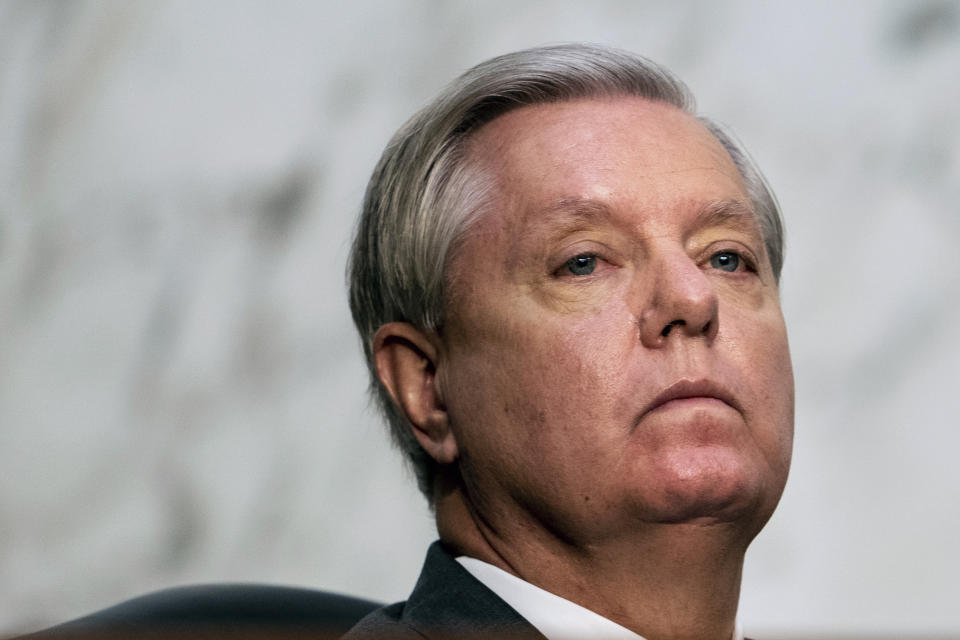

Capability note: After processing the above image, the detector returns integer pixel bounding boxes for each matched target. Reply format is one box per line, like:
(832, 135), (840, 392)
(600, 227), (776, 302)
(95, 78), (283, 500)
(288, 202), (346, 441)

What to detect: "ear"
(373, 322), (458, 465)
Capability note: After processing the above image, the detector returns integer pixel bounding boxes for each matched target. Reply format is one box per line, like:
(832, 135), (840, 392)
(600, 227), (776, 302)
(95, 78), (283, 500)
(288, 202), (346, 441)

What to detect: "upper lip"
(642, 379), (741, 416)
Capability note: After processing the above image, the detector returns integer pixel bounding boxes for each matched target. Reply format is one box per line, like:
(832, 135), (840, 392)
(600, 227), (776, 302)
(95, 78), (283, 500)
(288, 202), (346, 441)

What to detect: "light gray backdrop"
(2, 1), (958, 637)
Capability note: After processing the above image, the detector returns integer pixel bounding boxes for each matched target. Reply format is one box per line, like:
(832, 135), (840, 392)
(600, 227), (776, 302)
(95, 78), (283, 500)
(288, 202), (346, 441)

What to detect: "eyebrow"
(508, 196), (763, 271)
(694, 198), (763, 237)
(504, 198), (613, 270)
(532, 196), (759, 233)
(523, 198), (616, 242)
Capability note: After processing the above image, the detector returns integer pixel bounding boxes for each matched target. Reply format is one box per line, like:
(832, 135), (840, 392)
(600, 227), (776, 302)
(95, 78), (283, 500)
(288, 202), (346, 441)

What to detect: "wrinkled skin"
(436, 97), (794, 548)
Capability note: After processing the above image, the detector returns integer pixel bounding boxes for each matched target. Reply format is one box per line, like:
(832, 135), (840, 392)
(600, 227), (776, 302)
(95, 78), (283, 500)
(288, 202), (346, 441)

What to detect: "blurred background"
(1, 1), (958, 637)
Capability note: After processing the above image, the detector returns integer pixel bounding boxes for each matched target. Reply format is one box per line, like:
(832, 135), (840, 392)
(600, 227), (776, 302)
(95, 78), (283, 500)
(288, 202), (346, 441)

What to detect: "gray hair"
(347, 43), (784, 498)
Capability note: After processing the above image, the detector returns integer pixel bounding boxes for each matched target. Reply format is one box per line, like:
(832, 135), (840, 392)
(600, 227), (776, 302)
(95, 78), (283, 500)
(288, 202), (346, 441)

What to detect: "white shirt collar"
(456, 555), (744, 640)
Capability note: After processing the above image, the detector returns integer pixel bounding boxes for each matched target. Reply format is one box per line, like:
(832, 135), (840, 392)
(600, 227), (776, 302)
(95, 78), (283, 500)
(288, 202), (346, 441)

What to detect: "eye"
(563, 253), (597, 276)
(709, 251), (742, 272)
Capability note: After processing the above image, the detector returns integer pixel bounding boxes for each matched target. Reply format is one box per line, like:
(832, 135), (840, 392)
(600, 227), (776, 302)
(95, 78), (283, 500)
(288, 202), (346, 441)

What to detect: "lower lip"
(637, 397), (739, 441)
(651, 396), (731, 413)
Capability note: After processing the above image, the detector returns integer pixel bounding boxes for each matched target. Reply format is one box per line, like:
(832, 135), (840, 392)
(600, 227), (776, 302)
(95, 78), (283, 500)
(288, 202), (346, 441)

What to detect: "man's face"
(437, 97), (793, 544)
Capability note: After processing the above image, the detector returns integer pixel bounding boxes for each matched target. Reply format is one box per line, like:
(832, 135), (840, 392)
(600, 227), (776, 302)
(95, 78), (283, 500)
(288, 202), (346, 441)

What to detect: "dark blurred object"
(13, 584), (382, 639)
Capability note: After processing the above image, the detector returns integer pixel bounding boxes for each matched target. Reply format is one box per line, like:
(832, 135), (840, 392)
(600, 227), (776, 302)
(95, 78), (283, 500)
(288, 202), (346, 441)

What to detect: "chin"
(641, 446), (775, 527)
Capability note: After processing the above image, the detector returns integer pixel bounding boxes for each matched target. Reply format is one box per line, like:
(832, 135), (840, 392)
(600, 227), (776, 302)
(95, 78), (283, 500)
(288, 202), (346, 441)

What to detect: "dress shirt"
(457, 555), (744, 640)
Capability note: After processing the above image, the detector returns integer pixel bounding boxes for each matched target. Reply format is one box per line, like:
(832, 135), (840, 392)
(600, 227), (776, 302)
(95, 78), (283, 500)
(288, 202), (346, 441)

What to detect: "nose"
(637, 248), (719, 348)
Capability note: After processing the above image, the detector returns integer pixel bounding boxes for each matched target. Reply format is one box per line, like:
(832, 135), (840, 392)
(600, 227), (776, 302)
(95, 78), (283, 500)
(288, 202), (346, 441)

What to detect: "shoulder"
(342, 541), (542, 640)
(342, 602), (425, 639)
(344, 601), (539, 640)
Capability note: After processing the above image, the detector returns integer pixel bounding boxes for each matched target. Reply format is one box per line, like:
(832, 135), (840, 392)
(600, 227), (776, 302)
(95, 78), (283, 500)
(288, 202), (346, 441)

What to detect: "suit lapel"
(400, 541), (546, 639)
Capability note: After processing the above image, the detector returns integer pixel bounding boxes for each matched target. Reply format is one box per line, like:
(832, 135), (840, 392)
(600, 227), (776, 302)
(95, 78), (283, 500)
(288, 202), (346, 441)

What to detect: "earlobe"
(372, 322), (458, 465)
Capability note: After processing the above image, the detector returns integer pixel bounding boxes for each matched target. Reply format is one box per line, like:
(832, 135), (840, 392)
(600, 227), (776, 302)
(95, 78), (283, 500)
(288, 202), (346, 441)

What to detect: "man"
(346, 43), (793, 640)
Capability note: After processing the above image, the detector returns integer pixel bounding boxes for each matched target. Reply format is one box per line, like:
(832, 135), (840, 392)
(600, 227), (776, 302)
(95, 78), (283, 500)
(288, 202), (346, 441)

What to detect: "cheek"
(722, 305), (794, 465)
(444, 303), (636, 452)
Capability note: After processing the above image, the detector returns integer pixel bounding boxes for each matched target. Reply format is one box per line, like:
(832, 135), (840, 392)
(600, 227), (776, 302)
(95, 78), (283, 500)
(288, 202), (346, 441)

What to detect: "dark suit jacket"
(344, 541), (754, 640)
(342, 541), (545, 639)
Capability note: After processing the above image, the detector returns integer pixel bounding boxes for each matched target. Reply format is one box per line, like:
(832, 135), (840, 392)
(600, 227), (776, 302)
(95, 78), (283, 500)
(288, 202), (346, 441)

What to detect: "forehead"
(461, 97), (750, 237)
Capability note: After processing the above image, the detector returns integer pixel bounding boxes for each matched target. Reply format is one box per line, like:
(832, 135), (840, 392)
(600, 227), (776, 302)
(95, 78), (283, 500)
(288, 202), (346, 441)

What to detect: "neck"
(435, 478), (746, 640)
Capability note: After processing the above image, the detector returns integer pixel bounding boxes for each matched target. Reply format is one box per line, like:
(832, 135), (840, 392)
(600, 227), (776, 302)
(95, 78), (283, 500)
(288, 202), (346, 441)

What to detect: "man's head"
(348, 44), (792, 539)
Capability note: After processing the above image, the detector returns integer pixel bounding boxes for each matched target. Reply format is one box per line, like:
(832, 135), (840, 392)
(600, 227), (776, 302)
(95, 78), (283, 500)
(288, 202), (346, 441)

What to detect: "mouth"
(642, 379), (742, 417)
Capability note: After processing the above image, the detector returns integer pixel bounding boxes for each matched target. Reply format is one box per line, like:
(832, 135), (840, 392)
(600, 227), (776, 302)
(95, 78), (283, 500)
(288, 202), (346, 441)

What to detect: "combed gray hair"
(348, 43), (784, 498)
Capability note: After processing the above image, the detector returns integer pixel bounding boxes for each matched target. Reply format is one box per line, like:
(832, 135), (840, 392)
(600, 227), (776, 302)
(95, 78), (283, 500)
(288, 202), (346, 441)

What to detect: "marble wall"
(2, 1), (958, 636)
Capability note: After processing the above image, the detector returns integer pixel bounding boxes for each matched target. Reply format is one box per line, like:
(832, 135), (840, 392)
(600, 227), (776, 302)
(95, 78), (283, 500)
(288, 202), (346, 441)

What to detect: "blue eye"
(565, 254), (596, 276)
(710, 251), (740, 272)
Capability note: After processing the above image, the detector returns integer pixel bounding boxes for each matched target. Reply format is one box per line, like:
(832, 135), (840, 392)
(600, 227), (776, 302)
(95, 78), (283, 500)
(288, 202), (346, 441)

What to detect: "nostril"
(701, 320), (712, 336)
(660, 320), (685, 338)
